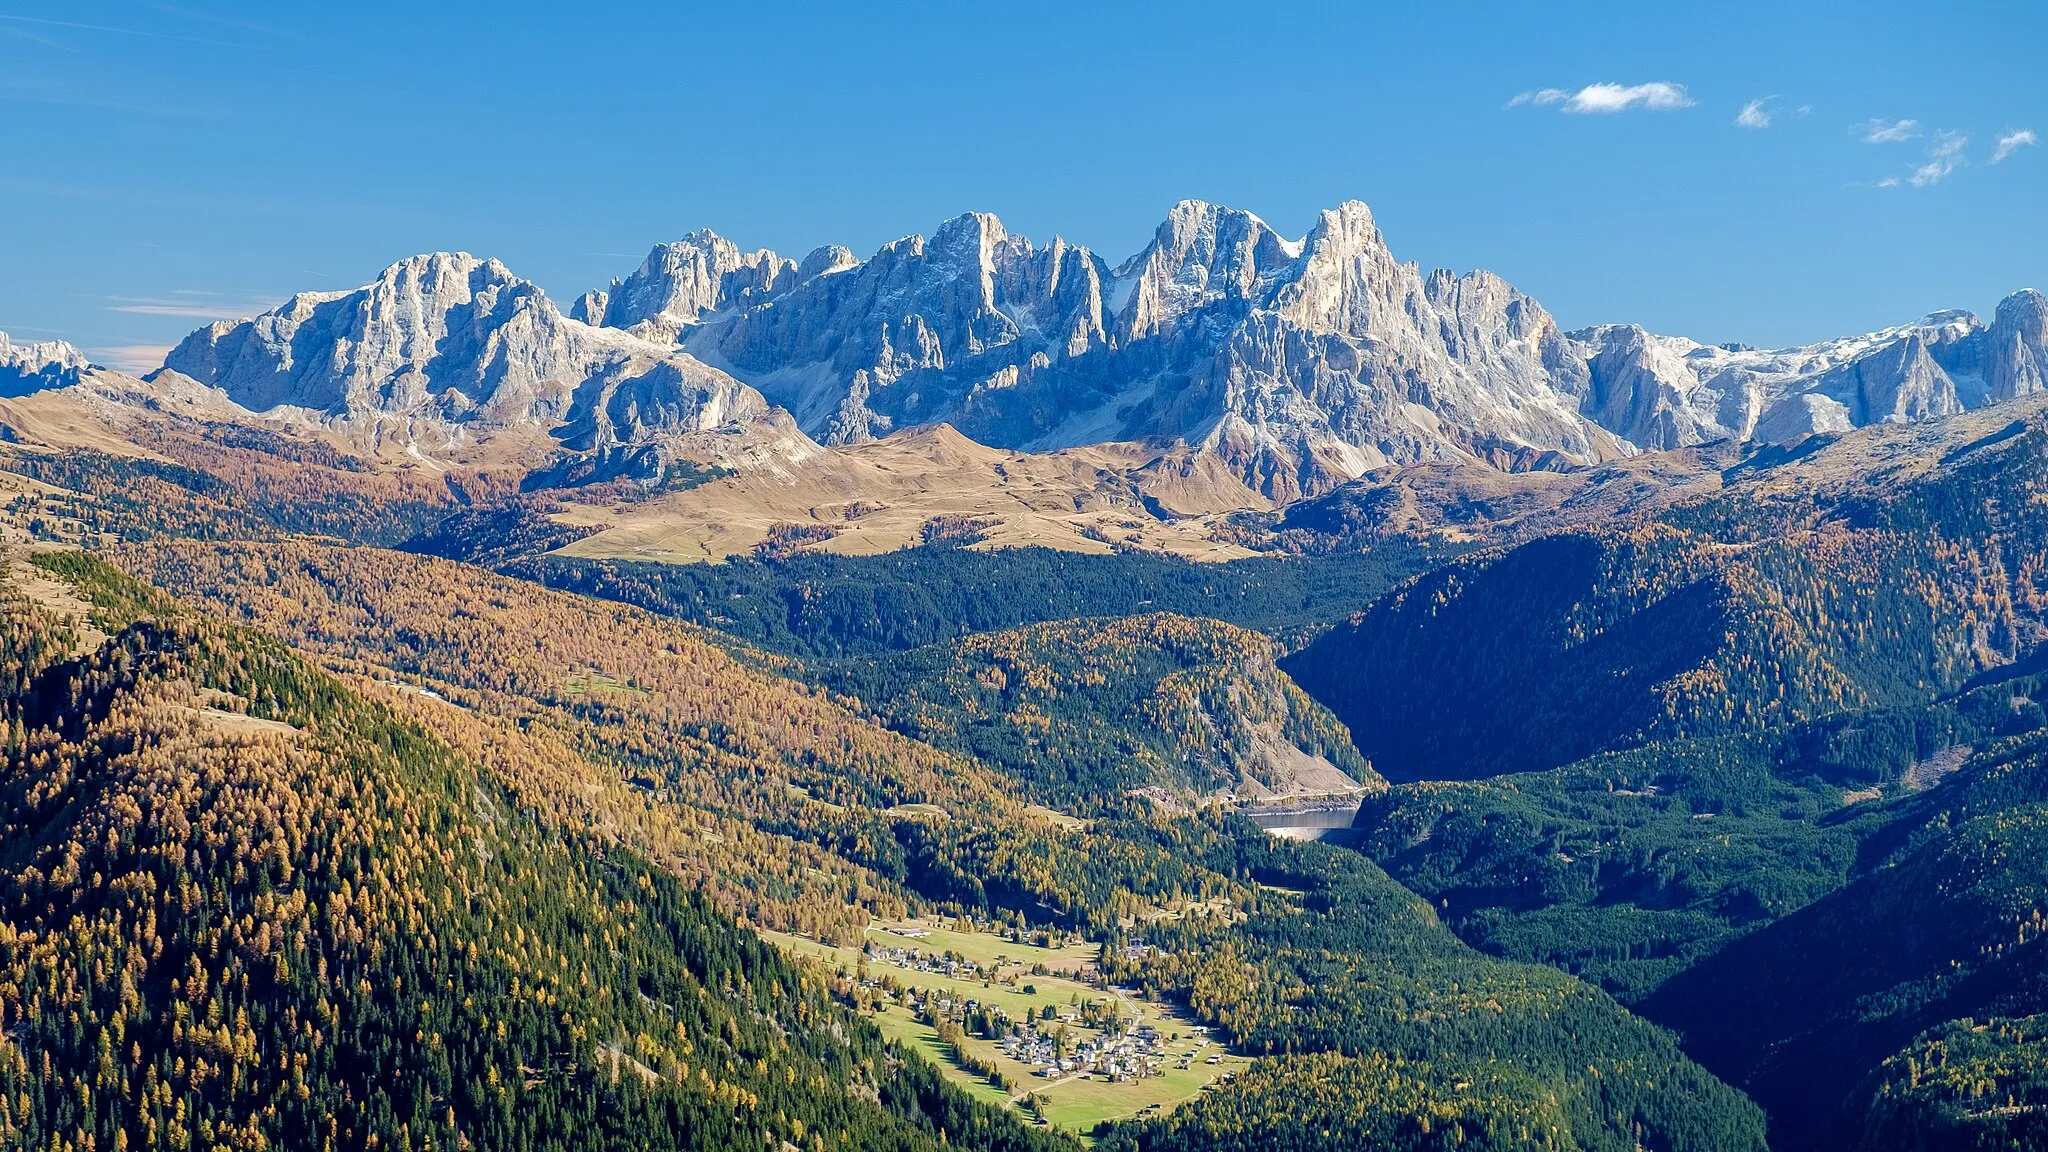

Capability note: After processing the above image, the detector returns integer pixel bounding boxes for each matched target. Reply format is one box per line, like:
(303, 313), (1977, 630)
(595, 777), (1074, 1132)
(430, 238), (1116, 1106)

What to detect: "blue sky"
(1, 0), (2042, 370)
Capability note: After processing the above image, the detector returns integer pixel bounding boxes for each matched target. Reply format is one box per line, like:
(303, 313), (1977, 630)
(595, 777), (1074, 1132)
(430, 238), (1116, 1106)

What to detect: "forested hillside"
(0, 550), (1068, 1152)
(103, 539), (1767, 1150)
(1640, 731), (2048, 1150)
(0, 433), (471, 547)
(1340, 670), (2048, 1145)
(806, 613), (1378, 812)
(1847, 1013), (2048, 1151)
(1094, 819), (1767, 1151)
(508, 541), (1450, 657)
(1288, 407), (2048, 782)
(1344, 674), (2047, 1001)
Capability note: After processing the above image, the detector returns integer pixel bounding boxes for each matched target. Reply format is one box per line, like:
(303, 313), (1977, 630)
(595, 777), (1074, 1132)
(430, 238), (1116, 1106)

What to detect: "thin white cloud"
(104, 293), (282, 320)
(0, 12), (252, 49)
(130, 0), (303, 41)
(1908, 131), (1970, 188)
(1993, 129), (2038, 163)
(1876, 177), (1901, 188)
(0, 21), (62, 47)
(91, 345), (176, 374)
(1508, 82), (1695, 114)
(1736, 96), (1776, 129)
(106, 303), (254, 318)
(1860, 118), (1920, 143)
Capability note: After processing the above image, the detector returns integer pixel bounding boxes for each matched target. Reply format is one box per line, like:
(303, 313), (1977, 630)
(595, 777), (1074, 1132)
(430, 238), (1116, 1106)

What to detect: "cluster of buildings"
(849, 933), (1228, 1087)
(1000, 1022), (1194, 1082)
(864, 941), (985, 980)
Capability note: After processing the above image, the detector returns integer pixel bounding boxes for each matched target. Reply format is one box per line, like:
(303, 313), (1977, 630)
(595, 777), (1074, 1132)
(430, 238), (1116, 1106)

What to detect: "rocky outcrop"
(1985, 289), (2048, 401)
(158, 253), (776, 470)
(571, 231), (796, 341)
(0, 332), (90, 396)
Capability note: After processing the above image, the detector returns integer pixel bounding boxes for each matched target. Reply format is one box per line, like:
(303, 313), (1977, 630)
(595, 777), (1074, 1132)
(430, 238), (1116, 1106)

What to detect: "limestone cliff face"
(651, 200), (1633, 500)
(698, 212), (1115, 446)
(159, 252), (774, 469)
(1986, 289), (2048, 401)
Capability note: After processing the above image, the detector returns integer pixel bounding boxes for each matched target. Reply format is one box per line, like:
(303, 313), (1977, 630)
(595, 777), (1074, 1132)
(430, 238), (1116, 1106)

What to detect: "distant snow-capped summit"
(0, 331), (91, 396)
(1573, 290), (2048, 448)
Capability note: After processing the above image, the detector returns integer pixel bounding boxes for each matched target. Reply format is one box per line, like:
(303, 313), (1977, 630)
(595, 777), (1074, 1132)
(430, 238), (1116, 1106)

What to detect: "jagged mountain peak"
(0, 330), (92, 397)
(1139, 198), (1302, 257)
(699, 209), (1118, 446)
(1115, 200), (1303, 339)
(161, 250), (560, 418)
(155, 252), (782, 473)
(929, 209), (1007, 245)
(575, 232), (795, 337)
(593, 199), (1640, 493)
(1915, 307), (1983, 329)
(1998, 286), (2048, 318)
(0, 330), (89, 370)
(1271, 203), (1412, 336)
(365, 251), (527, 302)
(128, 199), (2043, 504)
(1571, 289), (2045, 450)
(1305, 198), (1386, 247)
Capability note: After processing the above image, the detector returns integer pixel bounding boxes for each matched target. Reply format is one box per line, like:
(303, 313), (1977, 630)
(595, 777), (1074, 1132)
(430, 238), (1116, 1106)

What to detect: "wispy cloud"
(104, 294), (283, 320)
(0, 12), (253, 49)
(0, 74), (208, 118)
(91, 345), (176, 374)
(1908, 132), (1970, 188)
(1993, 129), (2038, 164)
(1735, 96), (1776, 129)
(1508, 82), (1695, 114)
(1859, 118), (1920, 143)
(129, 0), (303, 40)
(0, 20), (63, 48)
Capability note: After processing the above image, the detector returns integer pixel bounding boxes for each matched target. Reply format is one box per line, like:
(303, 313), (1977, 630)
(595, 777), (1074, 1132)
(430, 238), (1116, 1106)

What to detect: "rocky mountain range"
(27, 199), (2045, 502)
(0, 331), (89, 397)
(1575, 292), (2048, 448)
(604, 200), (2046, 499)
(153, 252), (773, 477)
